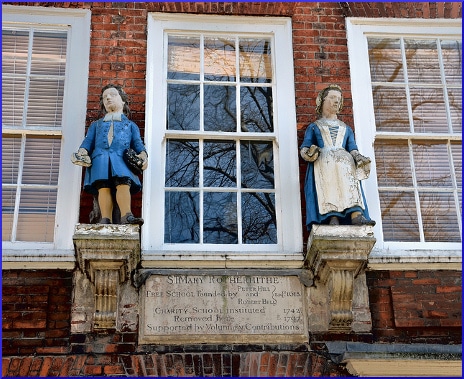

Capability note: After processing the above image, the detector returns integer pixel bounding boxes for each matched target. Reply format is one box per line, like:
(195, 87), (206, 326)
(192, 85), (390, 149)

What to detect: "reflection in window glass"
(164, 33), (276, 245)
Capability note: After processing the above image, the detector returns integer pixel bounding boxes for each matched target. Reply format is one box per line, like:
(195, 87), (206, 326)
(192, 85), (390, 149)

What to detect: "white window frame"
(143, 13), (302, 267)
(2, 5), (91, 268)
(346, 18), (462, 267)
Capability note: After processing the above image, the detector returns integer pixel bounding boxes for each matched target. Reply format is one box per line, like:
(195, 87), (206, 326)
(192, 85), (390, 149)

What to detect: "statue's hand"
(71, 148), (92, 167)
(350, 150), (371, 168)
(300, 145), (320, 162)
(137, 150), (148, 170)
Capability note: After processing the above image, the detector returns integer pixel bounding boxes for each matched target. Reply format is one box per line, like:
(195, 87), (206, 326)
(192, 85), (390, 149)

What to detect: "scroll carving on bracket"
(73, 224), (141, 329)
(305, 225), (375, 333)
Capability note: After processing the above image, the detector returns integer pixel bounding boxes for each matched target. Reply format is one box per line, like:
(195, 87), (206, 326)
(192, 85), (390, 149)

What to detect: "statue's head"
(315, 84), (344, 115)
(100, 83), (131, 115)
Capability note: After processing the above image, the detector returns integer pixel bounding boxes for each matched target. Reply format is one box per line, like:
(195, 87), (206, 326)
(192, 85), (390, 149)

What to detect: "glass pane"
(204, 85), (236, 132)
(23, 136), (61, 185)
(242, 192), (277, 244)
(380, 191), (420, 242)
(16, 188), (56, 242)
(2, 188), (15, 241)
(405, 39), (441, 84)
(2, 135), (21, 185)
(204, 37), (236, 81)
(165, 140), (199, 187)
(240, 141), (274, 189)
(451, 141), (462, 189)
(441, 39), (462, 84)
(240, 86), (273, 133)
(2, 77), (26, 127)
(204, 192), (237, 244)
(372, 86), (409, 132)
(30, 31), (67, 76)
(420, 192), (460, 242)
(448, 87), (462, 133)
(410, 87), (448, 133)
(412, 141), (452, 188)
(239, 38), (272, 83)
(26, 78), (64, 127)
(203, 141), (236, 187)
(374, 140), (413, 187)
(164, 191), (199, 243)
(2, 29), (29, 75)
(368, 38), (404, 83)
(168, 35), (200, 81)
(167, 84), (200, 131)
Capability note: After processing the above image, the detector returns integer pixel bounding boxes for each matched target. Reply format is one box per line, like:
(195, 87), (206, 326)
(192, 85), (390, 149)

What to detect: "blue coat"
(300, 122), (372, 230)
(79, 114), (146, 195)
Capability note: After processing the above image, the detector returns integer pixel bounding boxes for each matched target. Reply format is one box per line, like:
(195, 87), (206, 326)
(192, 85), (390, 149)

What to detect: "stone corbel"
(305, 225), (376, 333)
(73, 224), (141, 329)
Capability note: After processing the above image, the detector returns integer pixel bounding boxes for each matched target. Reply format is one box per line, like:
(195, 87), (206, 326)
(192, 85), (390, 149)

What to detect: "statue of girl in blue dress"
(300, 84), (375, 230)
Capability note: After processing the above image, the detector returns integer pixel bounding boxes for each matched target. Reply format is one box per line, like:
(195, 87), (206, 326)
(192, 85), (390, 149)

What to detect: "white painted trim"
(143, 13), (302, 260)
(2, 5), (91, 256)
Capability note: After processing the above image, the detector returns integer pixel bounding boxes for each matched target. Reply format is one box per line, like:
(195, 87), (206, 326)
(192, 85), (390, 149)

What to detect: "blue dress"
(79, 114), (146, 195)
(300, 120), (372, 230)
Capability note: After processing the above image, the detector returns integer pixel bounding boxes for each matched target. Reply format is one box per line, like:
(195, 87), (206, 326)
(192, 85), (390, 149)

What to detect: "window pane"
(2, 29), (29, 75)
(451, 141), (462, 189)
(380, 191), (420, 242)
(26, 78), (64, 127)
(167, 84), (200, 131)
(30, 31), (67, 76)
(372, 86), (409, 132)
(239, 38), (272, 83)
(412, 141), (452, 188)
(2, 135), (21, 185)
(240, 141), (274, 189)
(240, 86), (273, 133)
(23, 136), (61, 185)
(410, 87), (448, 133)
(203, 141), (236, 187)
(420, 192), (460, 242)
(441, 39), (462, 84)
(242, 192), (276, 244)
(2, 77), (26, 127)
(448, 88), (462, 133)
(204, 85), (236, 132)
(168, 35), (200, 81)
(204, 192), (237, 244)
(2, 188), (16, 241)
(204, 37), (236, 81)
(16, 188), (56, 242)
(368, 38), (404, 83)
(165, 140), (199, 187)
(374, 140), (412, 187)
(405, 39), (441, 84)
(164, 191), (199, 243)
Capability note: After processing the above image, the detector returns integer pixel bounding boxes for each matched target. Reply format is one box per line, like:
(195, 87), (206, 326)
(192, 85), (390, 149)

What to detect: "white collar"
(103, 112), (123, 121)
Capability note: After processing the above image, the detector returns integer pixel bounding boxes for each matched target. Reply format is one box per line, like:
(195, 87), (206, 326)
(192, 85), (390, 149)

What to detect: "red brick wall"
(366, 270), (462, 344)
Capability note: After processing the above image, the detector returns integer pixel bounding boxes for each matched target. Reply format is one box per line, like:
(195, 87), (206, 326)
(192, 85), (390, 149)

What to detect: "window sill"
(2, 249), (76, 269)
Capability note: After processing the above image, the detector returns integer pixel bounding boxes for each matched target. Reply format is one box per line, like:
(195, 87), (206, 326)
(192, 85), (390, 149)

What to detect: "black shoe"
(329, 216), (339, 225)
(121, 212), (144, 225)
(351, 214), (376, 226)
(100, 218), (111, 224)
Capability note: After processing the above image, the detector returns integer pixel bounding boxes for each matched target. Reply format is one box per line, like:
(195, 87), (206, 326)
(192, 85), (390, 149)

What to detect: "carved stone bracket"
(305, 225), (376, 333)
(73, 224), (141, 329)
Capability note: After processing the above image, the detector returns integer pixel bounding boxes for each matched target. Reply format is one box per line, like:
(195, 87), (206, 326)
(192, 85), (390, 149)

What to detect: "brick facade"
(2, 2), (462, 377)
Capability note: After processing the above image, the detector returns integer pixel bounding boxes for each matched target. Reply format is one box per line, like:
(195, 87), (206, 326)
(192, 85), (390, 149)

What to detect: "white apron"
(313, 120), (365, 215)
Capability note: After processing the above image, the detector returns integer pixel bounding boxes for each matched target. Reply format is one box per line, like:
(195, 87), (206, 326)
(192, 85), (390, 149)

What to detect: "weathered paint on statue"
(71, 84), (148, 225)
(300, 84), (375, 230)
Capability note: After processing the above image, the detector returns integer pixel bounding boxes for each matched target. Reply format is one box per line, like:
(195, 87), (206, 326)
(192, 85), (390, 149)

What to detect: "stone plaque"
(139, 275), (306, 344)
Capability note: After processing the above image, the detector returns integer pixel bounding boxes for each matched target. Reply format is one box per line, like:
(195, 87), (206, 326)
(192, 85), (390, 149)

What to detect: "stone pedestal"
(305, 225), (375, 333)
(72, 224), (141, 331)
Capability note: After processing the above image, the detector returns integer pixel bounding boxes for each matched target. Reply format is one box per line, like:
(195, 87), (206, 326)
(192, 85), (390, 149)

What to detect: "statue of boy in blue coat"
(300, 84), (375, 230)
(71, 84), (147, 225)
